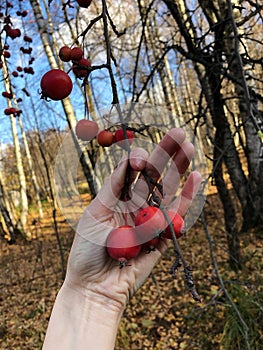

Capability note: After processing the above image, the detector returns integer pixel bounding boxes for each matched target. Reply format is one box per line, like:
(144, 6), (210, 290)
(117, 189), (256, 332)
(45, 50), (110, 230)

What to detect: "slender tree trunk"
(0, 55), (29, 236)
(0, 170), (18, 243)
(9, 115), (29, 234)
(0, 147), (17, 227)
(17, 115), (44, 219)
(29, 0), (97, 198)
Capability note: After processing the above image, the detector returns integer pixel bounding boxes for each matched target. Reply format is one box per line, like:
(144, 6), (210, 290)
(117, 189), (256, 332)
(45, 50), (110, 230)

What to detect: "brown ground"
(0, 193), (262, 350)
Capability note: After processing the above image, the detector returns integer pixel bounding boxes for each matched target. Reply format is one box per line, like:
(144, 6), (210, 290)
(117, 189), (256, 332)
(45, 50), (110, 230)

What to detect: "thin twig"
(141, 168), (201, 302)
(201, 210), (250, 350)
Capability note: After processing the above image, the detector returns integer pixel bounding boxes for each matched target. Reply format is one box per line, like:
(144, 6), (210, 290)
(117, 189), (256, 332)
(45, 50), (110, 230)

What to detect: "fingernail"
(134, 156), (146, 169)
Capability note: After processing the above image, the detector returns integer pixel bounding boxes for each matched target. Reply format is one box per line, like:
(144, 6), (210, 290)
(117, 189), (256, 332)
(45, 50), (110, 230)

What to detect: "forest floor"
(0, 192), (262, 350)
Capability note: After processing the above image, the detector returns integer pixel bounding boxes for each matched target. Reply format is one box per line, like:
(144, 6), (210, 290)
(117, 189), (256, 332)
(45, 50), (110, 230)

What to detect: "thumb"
(90, 157), (129, 212)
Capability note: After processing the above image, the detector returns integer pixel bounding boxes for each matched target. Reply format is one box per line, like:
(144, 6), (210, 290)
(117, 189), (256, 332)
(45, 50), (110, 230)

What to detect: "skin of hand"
(43, 128), (202, 350)
(63, 128), (203, 310)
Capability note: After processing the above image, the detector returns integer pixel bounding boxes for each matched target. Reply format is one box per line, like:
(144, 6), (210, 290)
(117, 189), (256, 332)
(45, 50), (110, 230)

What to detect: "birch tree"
(29, 0), (97, 198)
(0, 55), (29, 237)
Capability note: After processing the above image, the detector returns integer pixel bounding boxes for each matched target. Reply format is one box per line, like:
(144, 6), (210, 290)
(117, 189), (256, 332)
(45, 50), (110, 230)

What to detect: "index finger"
(132, 128), (186, 201)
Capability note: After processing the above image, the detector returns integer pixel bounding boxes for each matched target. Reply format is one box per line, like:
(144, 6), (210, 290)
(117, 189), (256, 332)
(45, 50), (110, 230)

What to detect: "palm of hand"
(64, 129), (202, 307)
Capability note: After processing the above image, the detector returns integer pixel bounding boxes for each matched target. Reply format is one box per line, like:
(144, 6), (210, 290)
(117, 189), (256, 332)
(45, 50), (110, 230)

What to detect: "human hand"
(64, 128), (202, 310)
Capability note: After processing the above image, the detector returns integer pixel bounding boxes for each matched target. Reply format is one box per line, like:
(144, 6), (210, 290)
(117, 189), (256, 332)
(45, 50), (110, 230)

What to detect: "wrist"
(43, 282), (124, 350)
(62, 280), (126, 315)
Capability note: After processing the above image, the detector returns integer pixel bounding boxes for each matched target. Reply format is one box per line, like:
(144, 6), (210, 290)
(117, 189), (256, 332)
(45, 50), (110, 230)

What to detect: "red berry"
(2, 91), (13, 98)
(23, 35), (32, 43)
(135, 206), (167, 244)
(142, 237), (160, 251)
(73, 57), (91, 78)
(75, 119), (98, 141)
(114, 128), (134, 149)
(70, 47), (83, 61)
(20, 47), (32, 54)
(161, 211), (184, 239)
(59, 46), (72, 62)
(106, 226), (141, 266)
(4, 107), (18, 116)
(40, 69), (73, 101)
(6, 28), (21, 39)
(97, 130), (114, 147)
(76, 0), (92, 8)
(3, 51), (11, 58)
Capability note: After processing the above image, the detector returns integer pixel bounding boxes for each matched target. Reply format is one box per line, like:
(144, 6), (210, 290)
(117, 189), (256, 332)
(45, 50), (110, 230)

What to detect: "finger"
(128, 148), (148, 186)
(90, 158), (129, 213)
(129, 148), (148, 171)
(89, 148), (149, 214)
(133, 128), (186, 199)
(169, 171), (202, 216)
(144, 128), (186, 181)
(162, 141), (195, 206)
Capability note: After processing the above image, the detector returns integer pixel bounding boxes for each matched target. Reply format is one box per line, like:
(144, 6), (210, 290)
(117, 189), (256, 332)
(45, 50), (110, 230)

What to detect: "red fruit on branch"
(20, 47), (32, 54)
(161, 211), (184, 239)
(59, 46), (72, 62)
(97, 130), (114, 147)
(106, 226), (141, 267)
(75, 119), (98, 141)
(73, 57), (91, 78)
(114, 128), (134, 149)
(24, 67), (34, 74)
(6, 28), (21, 39)
(135, 206), (167, 243)
(2, 91), (13, 98)
(76, 0), (92, 8)
(40, 69), (73, 100)
(3, 51), (11, 58)
(4, 107), (20, 116)
(70, 47), (83, 61)
(23, 35), (32, 43)
(142, 237), (160, 251)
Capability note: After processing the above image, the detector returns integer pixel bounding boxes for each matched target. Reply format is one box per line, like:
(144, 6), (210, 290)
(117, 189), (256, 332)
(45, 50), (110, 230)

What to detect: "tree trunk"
(222, 0), (263, 230)
(161, 0), (243, 268)
(29, 0), (97, 198)
(0, 55), (29, 237)
(0, 169), (18, 243)
(17, 115), (44, 219)
(207, 68), (242, 269)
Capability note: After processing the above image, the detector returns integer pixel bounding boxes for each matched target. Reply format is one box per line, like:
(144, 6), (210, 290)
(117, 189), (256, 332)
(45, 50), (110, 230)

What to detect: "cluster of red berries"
(59, 45), (91, 79)
(75, 119), (135, 148)
(39, 1), (93, 100)
(4, 25), (21, 40)
(2, 91), (13, 99)
(106, 206), (184, 267)
(39, 45), (92, 101)
(1, 9), (34, 77)
(4, 107), (22, 116)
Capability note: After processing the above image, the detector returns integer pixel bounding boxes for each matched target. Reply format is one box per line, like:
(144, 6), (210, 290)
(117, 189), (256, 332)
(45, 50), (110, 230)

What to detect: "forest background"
(0, 0), (262, 349)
